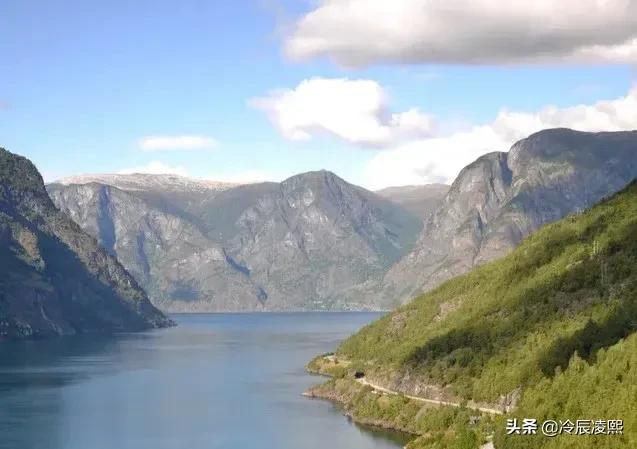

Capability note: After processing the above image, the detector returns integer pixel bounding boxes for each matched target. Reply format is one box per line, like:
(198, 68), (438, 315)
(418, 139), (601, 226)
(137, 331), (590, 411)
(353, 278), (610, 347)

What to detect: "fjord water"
(0, 313), (408, 449)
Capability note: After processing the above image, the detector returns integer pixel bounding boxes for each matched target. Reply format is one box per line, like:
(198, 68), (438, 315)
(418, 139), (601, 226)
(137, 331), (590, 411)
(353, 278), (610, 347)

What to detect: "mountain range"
(47, 128), (637, 311)
(49, 170), (423, 311)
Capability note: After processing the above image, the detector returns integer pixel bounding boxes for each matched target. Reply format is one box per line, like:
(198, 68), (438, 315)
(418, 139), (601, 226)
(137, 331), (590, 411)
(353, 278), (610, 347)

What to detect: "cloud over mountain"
(364, 86), (637, 189)
(251, 77), (434, 147)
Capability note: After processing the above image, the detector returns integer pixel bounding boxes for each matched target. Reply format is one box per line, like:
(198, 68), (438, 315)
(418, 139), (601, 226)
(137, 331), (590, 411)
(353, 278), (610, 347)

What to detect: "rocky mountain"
(48, 170), (422, 311)
(379, 128), (637, 305)
(0, 148), (173, 340)
(375, 184), (449, 217)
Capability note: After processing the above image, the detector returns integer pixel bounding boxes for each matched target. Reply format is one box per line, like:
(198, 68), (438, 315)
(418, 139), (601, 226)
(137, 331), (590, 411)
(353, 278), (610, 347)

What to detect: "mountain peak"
(380, 128), (637, 306)
(0, 147), (47, 196)
(283, 169), (343, 182)
(280, 169), (355, 193)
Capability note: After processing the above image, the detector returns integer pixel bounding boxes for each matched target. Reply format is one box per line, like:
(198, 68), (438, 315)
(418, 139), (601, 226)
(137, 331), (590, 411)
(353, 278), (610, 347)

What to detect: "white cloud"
(286, 0), (637, 66)
(138, 135), (218, 152)
(364, 87), (637, 190)
(251, 77), (434, 147)
(118, 161), (190, 176)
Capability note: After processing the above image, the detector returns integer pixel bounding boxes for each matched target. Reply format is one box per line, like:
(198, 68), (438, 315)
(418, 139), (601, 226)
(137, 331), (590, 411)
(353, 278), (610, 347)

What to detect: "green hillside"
(318, 180), (637, 448)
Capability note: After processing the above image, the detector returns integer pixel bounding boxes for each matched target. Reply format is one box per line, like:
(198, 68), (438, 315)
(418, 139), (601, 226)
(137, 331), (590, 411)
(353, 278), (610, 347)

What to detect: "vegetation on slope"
(320, 180), (637, 448)
(494, 332), (637, 448)
(309, 377), (494, 449)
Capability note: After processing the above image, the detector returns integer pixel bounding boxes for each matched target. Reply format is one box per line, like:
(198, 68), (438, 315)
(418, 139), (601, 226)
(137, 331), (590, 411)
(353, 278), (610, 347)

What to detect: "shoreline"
(303, 355), (496, 449)
(303, 388), (421, 437)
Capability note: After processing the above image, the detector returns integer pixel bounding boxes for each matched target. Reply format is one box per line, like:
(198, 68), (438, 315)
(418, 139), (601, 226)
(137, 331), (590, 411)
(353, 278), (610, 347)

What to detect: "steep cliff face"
(49, 170), (422, 311)
(381, 128), (637, 305)
(0, 148), (173, 340)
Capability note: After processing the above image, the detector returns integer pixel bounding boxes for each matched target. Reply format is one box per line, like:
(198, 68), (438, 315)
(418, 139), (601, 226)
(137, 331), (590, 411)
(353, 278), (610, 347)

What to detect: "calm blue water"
(0, 313), (408, 449)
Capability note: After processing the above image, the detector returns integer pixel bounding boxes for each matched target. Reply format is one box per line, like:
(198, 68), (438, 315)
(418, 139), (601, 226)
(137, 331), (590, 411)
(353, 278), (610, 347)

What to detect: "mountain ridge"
(49, 169), (423, 311)
(55, 173), (242, 193)
(0, 148), (173, 340)
(379, 128), (637, 305)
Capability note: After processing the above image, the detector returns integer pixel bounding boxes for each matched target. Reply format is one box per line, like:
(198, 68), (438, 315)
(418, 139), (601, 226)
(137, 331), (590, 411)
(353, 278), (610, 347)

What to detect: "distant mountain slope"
(48, 170), (422, 311)
(324, 180), (637, 448)
(0, 149), (173, 340)
(380, 129), (637, 305)
(375, 184), (449, 217)
(57, 173), (239, 193)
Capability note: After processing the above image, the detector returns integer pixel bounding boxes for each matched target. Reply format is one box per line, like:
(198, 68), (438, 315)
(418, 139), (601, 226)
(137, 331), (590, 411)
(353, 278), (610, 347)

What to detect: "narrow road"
(355, 377), (504, 415)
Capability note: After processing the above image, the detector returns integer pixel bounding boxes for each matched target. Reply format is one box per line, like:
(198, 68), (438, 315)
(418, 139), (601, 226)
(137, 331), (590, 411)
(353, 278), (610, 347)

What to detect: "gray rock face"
(44, 128), (636, 312)
(380, 128), (637, 305)
(375, 184), (449, 218)
(0, 148), (173, 340)
(49, 170), (422, 311)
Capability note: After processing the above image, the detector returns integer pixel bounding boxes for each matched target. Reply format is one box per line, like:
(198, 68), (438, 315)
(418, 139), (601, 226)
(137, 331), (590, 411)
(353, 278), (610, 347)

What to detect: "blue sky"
(1, 0), (636, 189)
